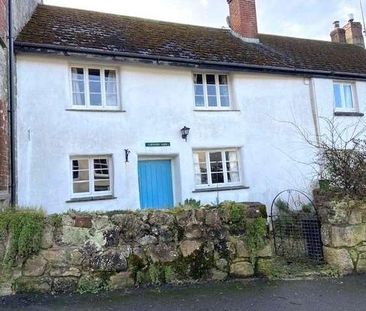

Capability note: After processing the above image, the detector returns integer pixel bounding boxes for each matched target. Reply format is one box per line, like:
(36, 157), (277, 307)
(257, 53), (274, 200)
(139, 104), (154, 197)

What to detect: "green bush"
(0, 208), (45, 267)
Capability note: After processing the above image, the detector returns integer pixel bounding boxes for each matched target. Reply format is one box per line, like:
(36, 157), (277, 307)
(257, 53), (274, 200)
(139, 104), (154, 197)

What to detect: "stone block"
(62, 226), (91, 245)
(109, 272), (134, 290)
(180, 240), (202, 257)
(49, 267), (81, 277)
(86, 250), (127, 272)
(147, 243), (178, 263)
(92, 216), (110, 230)
(40, 249), (69, 267)
(323, 247), (354, 274)
(215, 258), (228, 272)
(235, 239), (250, 258)
(349, 209), (363, 225)
(331, 224), (366, 247)
(41, 224), (54, 249)
(138, 235), (157, 246)
(321, 224), (331, 246)
(230, 261), (254, 278)
(356, 253), (366, 273)
(258, 242), (273, 258)
(23, 255), (47, 277)
(74, 216), (92, 228)
(52, 277), (78, 294)
(15, 277), (51, 294)
(210, 269), (228, 281)
(184, 223), (203, 240)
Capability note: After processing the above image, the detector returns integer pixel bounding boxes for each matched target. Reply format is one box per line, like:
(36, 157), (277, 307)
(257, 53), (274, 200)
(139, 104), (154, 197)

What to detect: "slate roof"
(15, 4), (366, 78)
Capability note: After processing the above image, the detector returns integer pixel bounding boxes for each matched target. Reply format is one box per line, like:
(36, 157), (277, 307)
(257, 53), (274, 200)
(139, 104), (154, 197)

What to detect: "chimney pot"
(227, 0), (259, 42)
(348, 13), (355, 22)
(333, 21), (340, 28)
(343, 17), (365, 48)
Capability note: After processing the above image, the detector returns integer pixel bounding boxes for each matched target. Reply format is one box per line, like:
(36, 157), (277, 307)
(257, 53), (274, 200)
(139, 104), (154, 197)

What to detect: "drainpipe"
(7, 0), (16, 205)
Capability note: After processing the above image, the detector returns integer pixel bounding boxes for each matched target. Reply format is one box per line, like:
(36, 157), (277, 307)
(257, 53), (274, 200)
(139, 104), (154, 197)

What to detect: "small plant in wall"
(0, 208), (45, 268)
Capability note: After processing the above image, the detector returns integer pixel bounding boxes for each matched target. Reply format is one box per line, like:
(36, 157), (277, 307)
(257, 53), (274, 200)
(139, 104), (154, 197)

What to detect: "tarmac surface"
(2, 276), (366, 310)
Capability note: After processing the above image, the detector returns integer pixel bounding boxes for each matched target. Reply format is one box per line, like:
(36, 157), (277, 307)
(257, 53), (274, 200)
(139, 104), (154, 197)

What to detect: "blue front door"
(138, 160), (174, 209)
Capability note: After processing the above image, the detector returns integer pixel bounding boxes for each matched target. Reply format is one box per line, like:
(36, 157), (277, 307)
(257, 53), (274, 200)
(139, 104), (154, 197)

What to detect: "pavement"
(1, 276), (366, 311)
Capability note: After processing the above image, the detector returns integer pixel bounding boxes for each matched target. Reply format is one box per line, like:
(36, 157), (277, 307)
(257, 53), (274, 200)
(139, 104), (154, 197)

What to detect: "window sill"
(192, 185), (249, 193)
(334, 111), (364, 117)
(194, 109), (240, 112)
(66, 108), (126, 113)
(66, 195), (117, 203)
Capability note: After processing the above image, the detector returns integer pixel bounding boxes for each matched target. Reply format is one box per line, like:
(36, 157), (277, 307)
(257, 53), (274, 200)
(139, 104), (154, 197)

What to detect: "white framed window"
(71, 156), (113, 198)
(193, 149), (241, 188)
(193, 73), (231, 109)
(333, 81), (356, 111)
(71, 66), (119, 110)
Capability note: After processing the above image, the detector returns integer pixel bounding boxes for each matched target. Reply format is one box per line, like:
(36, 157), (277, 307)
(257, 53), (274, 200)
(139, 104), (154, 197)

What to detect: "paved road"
(2, 276), (366, 311)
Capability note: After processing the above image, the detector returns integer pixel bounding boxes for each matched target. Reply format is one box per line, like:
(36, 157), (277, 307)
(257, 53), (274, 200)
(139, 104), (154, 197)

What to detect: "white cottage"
(13, 1), (366, 214)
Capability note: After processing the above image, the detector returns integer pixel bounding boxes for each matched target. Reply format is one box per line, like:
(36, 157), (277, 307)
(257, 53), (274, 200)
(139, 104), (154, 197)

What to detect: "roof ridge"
(36, 4), (230, 32)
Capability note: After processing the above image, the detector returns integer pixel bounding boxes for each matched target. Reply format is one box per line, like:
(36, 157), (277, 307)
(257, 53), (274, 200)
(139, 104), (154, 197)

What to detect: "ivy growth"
(0, 209), (45, 267)
(244, 217), (267, 266)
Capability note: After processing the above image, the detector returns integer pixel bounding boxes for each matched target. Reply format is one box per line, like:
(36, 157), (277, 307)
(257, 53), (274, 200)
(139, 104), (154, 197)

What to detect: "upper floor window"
(193, 149), (241, 188)
(194, 73), (230, 109)
(71, 66), (119, 109)
(333, 81), (355, 111)
(71, 156), (113, 198)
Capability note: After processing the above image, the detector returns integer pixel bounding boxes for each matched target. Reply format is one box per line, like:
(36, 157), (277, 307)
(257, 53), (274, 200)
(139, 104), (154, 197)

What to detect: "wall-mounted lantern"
(181, 126), (190, 142)
(124, 149), (131, 162)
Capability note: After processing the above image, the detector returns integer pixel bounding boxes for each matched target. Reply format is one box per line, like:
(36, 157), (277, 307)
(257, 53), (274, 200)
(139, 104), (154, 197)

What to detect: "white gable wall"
(17, 55), (321, 214)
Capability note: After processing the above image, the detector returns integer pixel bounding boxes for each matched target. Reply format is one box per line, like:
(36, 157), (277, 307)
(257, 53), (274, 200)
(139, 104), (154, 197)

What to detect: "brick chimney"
(227, 0), (259, 42)
(330, 21), (346, 44)
(343, 14), (365, 48)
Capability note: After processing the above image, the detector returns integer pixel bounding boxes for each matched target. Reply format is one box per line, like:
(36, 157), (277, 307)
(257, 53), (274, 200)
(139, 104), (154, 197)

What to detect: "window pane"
(90, 94), (102, 106)
(94, 180), (110, 192)
(220, 85), (229, 96)
(73, 94), (85, 106)
(73, 182), (89, 193)
(94, 159), (109, 175)
(220, 96), (230, 107)
(106, 94), (118, 107)
(105, 70), (116, 82)
(207, 85), (216, 96)
(197, 152), (206, 163)
(212, 172), (224, 184)
(344, 85), (354, 108)
(89, 69), (101, 81)
(226, 162), (239, 172)
(195, 85), (204, 96)
(333, 84), (342, 108)
(72, 68), (84, 80)
(206, 74), (216, 85)
(210, 152), (222, 163)
(208, 96), (217, 107)
(89, 69), (102, 106)
(73, 159), (88, 170)
(225, 151), (237, 161)
(195, 96), (205, 107)
(72, 68), (85, 106)
(195, 174), (208, 185)
(219, 75), (228, 85)
(194, 74), (203, 85)
(227, 172), (240, 183)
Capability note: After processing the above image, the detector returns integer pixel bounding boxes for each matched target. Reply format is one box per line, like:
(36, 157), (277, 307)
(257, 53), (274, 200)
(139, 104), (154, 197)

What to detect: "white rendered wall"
(17, 55), (320, 214)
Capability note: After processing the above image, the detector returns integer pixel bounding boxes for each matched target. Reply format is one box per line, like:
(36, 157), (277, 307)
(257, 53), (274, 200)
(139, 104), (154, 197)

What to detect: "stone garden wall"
(0, 204), (273, 296)
(315, 192), (366, 275)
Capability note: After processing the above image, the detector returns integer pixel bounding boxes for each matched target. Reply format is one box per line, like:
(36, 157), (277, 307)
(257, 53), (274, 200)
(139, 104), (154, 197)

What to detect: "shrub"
(0, 208), (45, 267)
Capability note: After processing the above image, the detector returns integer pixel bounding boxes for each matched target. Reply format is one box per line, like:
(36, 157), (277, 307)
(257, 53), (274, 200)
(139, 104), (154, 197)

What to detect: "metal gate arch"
(270, 189), (324, 263)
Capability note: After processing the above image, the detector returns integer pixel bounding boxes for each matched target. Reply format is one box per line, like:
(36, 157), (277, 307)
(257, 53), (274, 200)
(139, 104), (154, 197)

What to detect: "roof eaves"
(14, 41), (366, 81)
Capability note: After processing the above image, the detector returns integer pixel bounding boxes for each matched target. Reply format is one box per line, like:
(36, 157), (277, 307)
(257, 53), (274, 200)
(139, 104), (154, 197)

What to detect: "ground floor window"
(193, 149), (241, 187)
(71, 156), (112, 198)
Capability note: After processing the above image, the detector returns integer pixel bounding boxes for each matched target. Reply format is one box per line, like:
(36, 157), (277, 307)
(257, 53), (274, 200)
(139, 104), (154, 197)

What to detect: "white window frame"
(69, 65), (121, 110)
(193, 73), (231, 110)
(193, 149), (242, 188)
(333, 81), (357, 112)
(70, 155), (113, 199)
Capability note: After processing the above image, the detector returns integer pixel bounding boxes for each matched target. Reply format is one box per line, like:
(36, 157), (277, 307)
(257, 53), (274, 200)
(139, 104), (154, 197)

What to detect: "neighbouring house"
(0, 0), (40, 204)
(12, 0), (366, 214)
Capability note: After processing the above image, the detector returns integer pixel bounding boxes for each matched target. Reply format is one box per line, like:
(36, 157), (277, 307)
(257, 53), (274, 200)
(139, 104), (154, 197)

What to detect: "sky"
(43, 0), (366, 41)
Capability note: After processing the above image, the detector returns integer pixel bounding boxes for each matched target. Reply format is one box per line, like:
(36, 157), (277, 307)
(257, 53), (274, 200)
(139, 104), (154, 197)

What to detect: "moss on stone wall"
(0, 209), (45, 268)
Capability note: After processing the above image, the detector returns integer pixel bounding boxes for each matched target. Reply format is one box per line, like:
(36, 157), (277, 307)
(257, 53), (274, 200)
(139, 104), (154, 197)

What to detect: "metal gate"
(270, 190), (324, 263)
